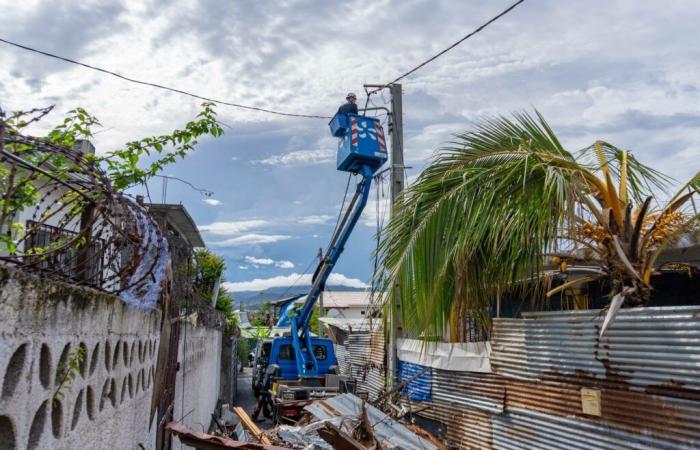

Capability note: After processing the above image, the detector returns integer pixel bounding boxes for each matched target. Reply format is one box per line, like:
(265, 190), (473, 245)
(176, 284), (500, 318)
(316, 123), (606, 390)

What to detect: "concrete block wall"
(172, 320), (222, 449)
(0, 267), (161, 450)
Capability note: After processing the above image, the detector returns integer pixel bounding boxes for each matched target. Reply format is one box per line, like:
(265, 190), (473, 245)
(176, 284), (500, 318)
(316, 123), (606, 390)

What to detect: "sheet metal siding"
(491, 306), (700, 393)
(492, 408), (692, 450)
(333, 344), (351, 377)
(405, 401), (493, 450)
(432, 368), (504, 414)
(491, 306), (700, 449)
(347, 331), (385, 401)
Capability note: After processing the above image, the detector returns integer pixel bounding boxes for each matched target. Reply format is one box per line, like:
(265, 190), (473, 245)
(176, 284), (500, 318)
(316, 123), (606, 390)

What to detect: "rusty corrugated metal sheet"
(432, 369), (504, 414)
(504, 379), (700, 447)
(491, 306), (700, 395)
(407, 401), (493, 450)
(492, 408), (692, 450)
(347, 331), (385, 401)
(491, 306), (700, 449)
(166, 422), (289, 450)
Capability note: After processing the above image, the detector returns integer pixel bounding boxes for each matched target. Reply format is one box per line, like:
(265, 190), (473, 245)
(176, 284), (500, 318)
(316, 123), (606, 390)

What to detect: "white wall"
(0, 266), (161, 450)
(326, 306), (367, 320)
(172, 320), (222, 450)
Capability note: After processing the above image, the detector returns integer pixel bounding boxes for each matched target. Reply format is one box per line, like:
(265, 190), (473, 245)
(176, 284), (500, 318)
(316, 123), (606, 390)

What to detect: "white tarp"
(397, 338), (491, 372)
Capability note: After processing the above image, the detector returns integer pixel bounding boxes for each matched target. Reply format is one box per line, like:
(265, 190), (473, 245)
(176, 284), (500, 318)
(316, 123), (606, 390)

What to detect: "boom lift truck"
(253, 112), (388, 423)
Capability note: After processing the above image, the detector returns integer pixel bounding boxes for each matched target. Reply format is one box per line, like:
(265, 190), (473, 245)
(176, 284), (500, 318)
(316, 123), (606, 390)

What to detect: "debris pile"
(249, 394), (440, 450)
(169, 393), (445, 450)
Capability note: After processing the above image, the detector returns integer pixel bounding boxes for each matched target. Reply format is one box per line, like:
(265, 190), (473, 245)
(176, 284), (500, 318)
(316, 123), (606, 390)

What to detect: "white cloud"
(255, 148), (334, 166)
(203, 198), (222, 206)
(296, 214), (334, 225)
(245, 256), (275, 265)
(198, 220), (268, 235)
(222, 272), (367, 291)
(210, 234), (291, 246)
(362, 197), (391, 227)
(245, 255), (295, 269)
(276, 260), (295, 269)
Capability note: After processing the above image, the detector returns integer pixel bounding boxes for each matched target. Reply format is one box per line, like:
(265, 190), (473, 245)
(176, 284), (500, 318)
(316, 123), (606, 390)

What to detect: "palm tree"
(376, 112), (700, 341)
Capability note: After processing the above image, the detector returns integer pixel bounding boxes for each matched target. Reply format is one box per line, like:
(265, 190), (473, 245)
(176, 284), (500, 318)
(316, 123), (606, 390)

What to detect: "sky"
(1, 0), (700, 293)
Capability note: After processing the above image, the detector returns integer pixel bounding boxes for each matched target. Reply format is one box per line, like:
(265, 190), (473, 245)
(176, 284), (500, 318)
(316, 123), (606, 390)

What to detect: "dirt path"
(235, 367), (274, 429)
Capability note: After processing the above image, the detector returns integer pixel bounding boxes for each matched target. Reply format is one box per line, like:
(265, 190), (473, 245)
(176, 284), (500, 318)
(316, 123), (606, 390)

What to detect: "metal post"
(388, 83), (404, 389)
(318, 247), (323, 336)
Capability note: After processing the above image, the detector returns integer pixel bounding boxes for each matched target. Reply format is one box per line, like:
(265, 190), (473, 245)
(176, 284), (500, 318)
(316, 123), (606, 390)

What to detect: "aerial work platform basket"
(329, 113), (387, 174)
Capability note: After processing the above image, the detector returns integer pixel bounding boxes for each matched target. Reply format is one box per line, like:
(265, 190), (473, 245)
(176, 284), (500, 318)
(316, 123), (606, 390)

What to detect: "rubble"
(244, 393), (441, 450)
(166, 422), (289, 450)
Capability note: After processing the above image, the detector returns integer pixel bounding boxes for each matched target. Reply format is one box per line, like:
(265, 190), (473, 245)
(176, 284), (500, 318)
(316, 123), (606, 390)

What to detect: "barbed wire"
(0, 118), (168, 305)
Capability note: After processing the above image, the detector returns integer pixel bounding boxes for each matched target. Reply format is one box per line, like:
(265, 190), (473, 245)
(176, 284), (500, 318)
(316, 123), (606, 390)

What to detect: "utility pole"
(318, 247), (324, 336)
(364, 83), (404, 389)
(387, 83), (404, 389)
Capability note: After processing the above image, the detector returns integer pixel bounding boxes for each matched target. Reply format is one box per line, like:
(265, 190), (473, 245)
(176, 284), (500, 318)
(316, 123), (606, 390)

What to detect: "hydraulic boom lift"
(254, 111), (388, 422)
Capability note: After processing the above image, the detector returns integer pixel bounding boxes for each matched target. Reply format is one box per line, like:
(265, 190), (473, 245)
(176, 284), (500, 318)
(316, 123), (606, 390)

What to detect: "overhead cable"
(1, 1), (524, 116)
(368, 0), (525, 94)
(0, 37), (331, 119)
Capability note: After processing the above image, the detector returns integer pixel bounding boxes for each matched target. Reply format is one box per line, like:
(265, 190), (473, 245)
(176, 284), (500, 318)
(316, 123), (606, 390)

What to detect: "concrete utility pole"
(365, 83), (405, 389)
(387, 83), (404, 389)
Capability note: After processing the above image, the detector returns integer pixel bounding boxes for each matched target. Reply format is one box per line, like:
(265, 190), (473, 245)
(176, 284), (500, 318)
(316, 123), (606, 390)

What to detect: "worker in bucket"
(337, 92), (359, 115)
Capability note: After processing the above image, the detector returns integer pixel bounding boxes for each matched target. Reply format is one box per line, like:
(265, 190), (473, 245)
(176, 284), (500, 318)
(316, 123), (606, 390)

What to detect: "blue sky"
(2, 0), (700, 292)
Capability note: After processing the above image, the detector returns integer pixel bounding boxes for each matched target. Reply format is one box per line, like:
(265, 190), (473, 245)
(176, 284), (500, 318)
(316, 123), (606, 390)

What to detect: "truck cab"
(253, 336), (337, 390)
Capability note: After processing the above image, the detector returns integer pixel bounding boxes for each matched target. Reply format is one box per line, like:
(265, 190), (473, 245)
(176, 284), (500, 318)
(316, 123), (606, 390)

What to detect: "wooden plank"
(233, 406), (273, 446)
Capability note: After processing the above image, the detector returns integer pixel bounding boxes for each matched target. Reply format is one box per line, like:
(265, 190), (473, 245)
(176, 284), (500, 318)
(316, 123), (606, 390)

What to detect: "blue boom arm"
(290, 164), (374, 376)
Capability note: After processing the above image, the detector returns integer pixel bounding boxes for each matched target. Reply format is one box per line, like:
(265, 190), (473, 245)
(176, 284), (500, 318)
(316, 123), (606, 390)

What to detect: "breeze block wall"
(0, 266), (161, 450)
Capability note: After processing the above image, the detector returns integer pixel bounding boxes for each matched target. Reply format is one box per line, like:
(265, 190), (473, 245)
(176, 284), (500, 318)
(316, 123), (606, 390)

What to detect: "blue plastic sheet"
(397, 360), (432, 402)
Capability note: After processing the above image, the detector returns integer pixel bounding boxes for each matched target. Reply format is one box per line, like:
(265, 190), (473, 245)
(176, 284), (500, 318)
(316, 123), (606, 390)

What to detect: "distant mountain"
(233, 285), (365, 310)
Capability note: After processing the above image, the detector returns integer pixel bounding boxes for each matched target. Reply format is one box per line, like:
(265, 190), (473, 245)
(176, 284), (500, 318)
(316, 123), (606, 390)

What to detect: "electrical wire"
(271, 254), (318, 303)
(368, 0), (525, 94)
(153, 174), (214, 197)
(3, 1), (524, 117)
(332, 173), (353, 238)
(0, 37), (331, 119)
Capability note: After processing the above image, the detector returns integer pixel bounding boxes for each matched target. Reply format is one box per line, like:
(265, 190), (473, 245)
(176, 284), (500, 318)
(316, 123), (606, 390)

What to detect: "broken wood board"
(233, 406), (273, 446)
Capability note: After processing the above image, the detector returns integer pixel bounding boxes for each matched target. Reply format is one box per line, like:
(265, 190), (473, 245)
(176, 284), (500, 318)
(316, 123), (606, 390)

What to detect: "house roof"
(290, 290), (374, 309)
(147, 203), (205, 248)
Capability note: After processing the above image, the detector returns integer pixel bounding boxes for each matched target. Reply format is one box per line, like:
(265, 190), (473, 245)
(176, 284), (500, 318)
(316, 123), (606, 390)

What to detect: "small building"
(271, 290), (375, 321)
(319, 290), (374, 319)
(146, 203), (205, 249)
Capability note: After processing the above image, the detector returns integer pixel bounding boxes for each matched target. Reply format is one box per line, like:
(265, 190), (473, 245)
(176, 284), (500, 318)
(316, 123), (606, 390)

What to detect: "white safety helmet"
(346, 92), (357, 100)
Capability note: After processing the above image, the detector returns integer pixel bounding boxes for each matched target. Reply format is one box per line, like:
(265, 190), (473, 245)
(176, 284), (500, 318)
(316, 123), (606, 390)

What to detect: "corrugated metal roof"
(288, 290), (373, 308)
(304, 394), (438, 450)
(319, 317), (375, 332)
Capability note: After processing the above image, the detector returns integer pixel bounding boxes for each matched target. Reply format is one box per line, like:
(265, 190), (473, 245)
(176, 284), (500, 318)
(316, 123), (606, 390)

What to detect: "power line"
(368, 0), (525, 94)
(1, 1), (524, 117)
(0, 37), (331, 120)
(153, 174), (214, 197)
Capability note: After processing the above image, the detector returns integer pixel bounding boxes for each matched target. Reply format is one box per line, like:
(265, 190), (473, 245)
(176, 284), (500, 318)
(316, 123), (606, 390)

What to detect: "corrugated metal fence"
(348, 306), (700, 449)
(343, 331), (386, 401)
